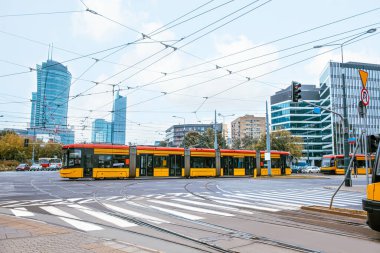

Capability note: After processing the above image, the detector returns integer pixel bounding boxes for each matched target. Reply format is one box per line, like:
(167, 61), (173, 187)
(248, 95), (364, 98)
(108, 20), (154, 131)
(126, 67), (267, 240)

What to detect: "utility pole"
(214, 110), (218, 149)
(265, 101), (271, 176)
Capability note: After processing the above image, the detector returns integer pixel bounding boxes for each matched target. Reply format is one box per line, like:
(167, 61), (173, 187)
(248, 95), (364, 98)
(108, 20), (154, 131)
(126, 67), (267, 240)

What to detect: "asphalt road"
(0, 171), (379, 253)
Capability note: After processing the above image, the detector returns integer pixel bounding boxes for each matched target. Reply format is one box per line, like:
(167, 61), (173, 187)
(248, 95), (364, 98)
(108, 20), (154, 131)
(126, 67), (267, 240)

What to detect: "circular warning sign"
(361, 88), (369, 106)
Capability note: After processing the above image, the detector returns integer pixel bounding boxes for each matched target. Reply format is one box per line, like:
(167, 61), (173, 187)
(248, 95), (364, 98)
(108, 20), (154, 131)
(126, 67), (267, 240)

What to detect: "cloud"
(305, 48), (380, 84)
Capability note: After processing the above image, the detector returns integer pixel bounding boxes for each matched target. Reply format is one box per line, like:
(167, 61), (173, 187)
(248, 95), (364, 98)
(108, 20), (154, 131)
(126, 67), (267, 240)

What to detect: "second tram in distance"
(321, 154), (374, 175)
(60, 144), (291, 179)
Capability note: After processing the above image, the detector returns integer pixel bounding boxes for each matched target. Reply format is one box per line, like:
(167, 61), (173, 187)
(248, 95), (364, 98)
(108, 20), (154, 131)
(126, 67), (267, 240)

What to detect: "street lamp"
(217, 113), (235, 124)
(314, 28), (376, 187)
(172, 115), (185, 147)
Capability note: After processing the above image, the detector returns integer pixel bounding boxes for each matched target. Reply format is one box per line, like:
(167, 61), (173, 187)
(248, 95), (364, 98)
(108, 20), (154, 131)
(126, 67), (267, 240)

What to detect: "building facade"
(28, 59), (74, 144)
(319, 61), (380, 155)
(271, 84), (324, 165)
(112, 91), (127, 145)
(231, 115), (265, 142)
(91, 119), (112, 143)
(166, 123), (225, 147)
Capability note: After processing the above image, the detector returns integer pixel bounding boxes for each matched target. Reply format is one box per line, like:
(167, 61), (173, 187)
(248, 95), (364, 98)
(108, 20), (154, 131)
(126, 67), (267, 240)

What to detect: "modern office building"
(166, 123), (225, 147)
(111, 91), (127, 145)
(91, 119), (112, 143)
(271, 84), (324, 165)
(319, 61), (380, 155)
(231, 115), (265, 142)
(28, 59), (74, 144)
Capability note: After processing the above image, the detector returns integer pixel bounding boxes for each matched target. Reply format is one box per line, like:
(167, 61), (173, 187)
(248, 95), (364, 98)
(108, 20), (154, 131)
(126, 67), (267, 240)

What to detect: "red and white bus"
(38, 158), (62, 169)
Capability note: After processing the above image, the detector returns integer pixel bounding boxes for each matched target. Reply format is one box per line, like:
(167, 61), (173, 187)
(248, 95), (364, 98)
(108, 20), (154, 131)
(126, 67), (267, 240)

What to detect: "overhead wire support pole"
(214, 110), (218, 150)
(266, 101), (271, 176)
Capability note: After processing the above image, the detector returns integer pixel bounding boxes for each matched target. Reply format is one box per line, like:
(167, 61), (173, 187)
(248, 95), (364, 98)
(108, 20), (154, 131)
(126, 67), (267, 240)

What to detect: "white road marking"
(149, 205), (203, 220)
(40, 206), (80, 219)
(211, 199), (279, 212)
(148, 200), (234, 217)
(77, 199), (93, 204)
(11, 207), (34, 217)
(59, 217), (103, 231)
(104, 203), (169, 224)
(73, 206), (137, 228)
(173, 198), (253, 214)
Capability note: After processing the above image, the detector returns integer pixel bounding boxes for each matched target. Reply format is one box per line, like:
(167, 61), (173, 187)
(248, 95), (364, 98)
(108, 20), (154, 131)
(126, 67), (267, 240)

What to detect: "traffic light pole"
(342, 72), (352, 187)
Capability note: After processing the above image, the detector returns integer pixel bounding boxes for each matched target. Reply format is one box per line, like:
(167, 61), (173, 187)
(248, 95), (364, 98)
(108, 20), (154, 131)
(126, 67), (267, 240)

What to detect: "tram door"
(169, 155), (182, 176)
(244, 157), (254, 176)
(140, 154), (153, 176)
(83, 149), (94, 177)
(280, 155), (287, 175)
(222, 156), (234, 176)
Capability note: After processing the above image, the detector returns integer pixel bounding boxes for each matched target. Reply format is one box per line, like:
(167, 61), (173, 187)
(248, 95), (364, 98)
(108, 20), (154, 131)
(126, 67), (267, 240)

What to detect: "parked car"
(16, 163), (30, 171)
(302, 166), (320, 173)
(30, 163), (42, 171)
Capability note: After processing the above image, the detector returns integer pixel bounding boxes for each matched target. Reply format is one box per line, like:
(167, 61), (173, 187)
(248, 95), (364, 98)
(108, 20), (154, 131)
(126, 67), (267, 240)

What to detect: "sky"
(0, 0), (380, 144)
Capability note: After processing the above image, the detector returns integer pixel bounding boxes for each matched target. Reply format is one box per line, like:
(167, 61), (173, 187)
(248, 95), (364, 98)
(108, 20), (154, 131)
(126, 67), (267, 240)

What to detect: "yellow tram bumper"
(357, 167), (372, 175)
(60, 168), (83, 178)
(320, 167), (335, 174)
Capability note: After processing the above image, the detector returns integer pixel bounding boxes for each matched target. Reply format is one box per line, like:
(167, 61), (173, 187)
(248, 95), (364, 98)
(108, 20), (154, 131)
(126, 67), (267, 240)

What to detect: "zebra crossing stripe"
(11, 207), (34, 217)
(248, 192), (349, 207)
(172, 199), (253, 214)
(59, 217), (103, 231)
(148, 200), (234, 217)
(40, 206), (80, 219)
(71, 205), (137, 228)
(234, 194), (301, 208)
(103, 203), (169, 224)
(149, 205), (204, 220)
(210, 199), (280, 212)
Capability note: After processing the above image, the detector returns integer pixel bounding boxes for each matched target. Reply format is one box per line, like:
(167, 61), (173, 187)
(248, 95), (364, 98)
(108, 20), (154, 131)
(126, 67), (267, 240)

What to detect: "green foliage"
(157, 141), (168, 147)
(255, 130), (303, 158)
(0, 131), (62, 166)
(232, 138), (241, 149)
(182, 128), (227, 149)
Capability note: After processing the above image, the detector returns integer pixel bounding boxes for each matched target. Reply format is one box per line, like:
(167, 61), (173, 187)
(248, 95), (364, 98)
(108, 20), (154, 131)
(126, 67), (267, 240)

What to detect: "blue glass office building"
(29, 59), (74, 144)
(92, 119), (112, 143)
(112, 92), (127, 145)
(271, 84), (324, 165)
(319, 61), (380, 155)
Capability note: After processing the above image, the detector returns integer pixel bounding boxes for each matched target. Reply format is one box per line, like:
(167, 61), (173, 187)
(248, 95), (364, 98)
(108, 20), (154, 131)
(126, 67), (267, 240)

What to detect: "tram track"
(25, 176), (379, 252)
(184, 180), (380, 242)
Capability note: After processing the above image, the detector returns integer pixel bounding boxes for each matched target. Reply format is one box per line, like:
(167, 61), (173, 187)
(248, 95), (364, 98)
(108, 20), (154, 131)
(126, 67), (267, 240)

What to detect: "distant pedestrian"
(353, 159), (358, 178)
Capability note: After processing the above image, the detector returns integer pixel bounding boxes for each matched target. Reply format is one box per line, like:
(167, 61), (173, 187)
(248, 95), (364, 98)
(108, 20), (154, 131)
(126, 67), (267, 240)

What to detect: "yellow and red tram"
(60, 144), (291, 179)
(321, 154), (374, 175)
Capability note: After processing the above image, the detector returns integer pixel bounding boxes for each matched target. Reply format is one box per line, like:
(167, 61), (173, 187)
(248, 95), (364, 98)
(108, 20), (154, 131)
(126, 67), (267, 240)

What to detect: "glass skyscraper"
(29, 59), (74, 144)
(271, 84), (324, 166)
(91, 119), (112, 143)
(112, 91), (127, 145)
(319, 61), (380, 155)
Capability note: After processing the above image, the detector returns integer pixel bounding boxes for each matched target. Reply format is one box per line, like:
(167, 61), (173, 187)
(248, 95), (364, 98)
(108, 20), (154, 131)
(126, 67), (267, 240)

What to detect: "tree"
(255, 130), (303, 158)
(182, 131), (202, 148)
(241, 136), (258, 150)
(232, 138), (241, 149)
(157, 141), (168, 147)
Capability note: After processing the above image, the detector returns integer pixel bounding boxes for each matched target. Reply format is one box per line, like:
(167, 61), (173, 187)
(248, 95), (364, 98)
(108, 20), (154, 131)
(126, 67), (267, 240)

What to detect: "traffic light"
(367, 135), (380, 153)
(24, 138), (29, 148)
(291, 81), (302, 102)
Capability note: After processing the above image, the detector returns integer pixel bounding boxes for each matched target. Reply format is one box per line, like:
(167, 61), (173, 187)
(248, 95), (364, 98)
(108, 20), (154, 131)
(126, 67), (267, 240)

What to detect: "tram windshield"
(63, 149), (82, 168)
(321, 158), (334, 167)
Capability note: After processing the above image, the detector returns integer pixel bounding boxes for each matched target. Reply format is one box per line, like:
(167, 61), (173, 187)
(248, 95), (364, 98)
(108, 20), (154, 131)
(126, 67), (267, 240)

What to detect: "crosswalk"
(0, 188), (364, 232)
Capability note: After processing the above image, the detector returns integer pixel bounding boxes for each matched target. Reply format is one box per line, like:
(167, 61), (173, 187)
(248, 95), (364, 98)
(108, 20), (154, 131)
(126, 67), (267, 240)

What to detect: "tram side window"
(154, 156), (168, 168)
(113, 155), (129, 168)
(98, 155), (113, 168)
(337, 159), (344, 168)
(68, 149), (82, 168)
(233, 158), (244, 168)
(190, 157), (215, 168)
(356, 159), (366, 168)
(271, 158), (281, 168)
(170, 155), (183, 169)
(245, 157), (255, 169)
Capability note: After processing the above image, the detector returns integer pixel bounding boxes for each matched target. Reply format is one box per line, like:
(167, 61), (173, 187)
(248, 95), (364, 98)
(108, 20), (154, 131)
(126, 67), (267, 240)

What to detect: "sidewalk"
(324, 184), (367, 194)
(0, 214), (160, 253)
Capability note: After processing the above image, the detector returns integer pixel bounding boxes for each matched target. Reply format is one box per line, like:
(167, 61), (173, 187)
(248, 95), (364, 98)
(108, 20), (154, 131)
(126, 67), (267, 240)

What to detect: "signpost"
(359, 69), (370, 184)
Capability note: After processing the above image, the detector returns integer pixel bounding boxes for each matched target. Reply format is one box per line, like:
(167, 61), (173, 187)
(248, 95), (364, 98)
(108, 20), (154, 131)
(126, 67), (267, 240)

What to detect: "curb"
(301, 205), (367, 219)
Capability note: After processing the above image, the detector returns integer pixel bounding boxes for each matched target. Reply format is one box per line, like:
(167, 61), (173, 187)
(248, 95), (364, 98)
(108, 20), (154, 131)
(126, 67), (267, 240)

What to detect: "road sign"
(348, 137), (356, 144)
(361, 88), (369, 106)
(359, 70), (368, 88)
(358, 101), (367, 117)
